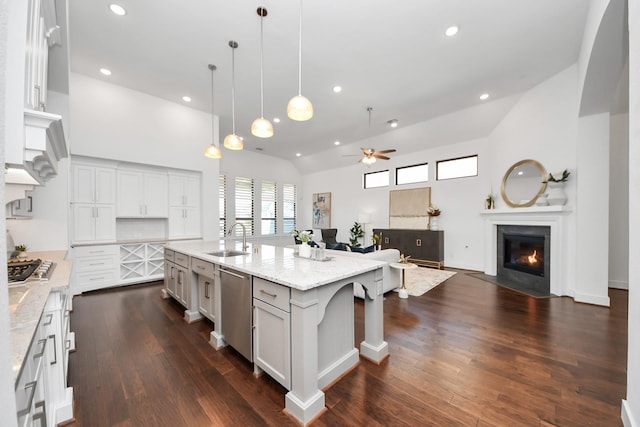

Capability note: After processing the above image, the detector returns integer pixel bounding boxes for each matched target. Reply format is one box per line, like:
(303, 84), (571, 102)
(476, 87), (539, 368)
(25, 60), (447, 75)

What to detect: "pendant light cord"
(298, 0), (303, 96)
(210, 66), (215, 143)
(231, 44), (236, 133)
(260, 14), (265, 117)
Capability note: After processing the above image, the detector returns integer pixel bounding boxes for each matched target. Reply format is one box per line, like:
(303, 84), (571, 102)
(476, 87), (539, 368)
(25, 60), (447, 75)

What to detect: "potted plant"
(543, 169), (570, 206)
(15, 244), (27, 258)
(349, 222), (364, 248)
(372, 232), (382, 250)
(427, 204), (441, 230)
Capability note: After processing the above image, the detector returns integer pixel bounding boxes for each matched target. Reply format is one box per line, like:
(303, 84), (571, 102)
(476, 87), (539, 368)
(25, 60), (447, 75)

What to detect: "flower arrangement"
(427, 204), (441, 217)
(543, 169), (570, 183)
(371, 232), (382, 246)
(485, 193), (495, 209)
(290, 229), (312, 243)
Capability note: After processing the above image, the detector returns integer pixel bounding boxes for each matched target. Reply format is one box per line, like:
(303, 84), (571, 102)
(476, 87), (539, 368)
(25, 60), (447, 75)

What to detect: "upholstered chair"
(321, 228), (338, 245)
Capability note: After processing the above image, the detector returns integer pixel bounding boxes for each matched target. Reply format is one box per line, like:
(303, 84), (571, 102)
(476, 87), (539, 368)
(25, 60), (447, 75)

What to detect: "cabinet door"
(72, 165), (96, 203)
(94, 205), (116, 241)
(253, 299), (291, 390)
(72, 204), (96, 242)
(117, 170), (143, 217)
(183, 175), (201, 207)
(183, 207), (201, 238)
(198, 275), (214, 321)
(164, 262), (177, 297)
(176, 265), (189, 307)
(143, 172), (168, 217)
(169, 175), (186, 206)
(168, 207), (185, 239)
(95, 167), (116, 204)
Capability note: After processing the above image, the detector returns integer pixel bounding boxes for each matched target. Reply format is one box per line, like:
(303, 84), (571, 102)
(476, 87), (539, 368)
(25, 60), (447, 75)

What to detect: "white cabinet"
(117, 170), (169, 218)
(71, 245), (119, 294)
(192, 257), (216, 322)
(170, 251), (190, 308)
(72, 165), (116, 204)
(15, 288), (74, 427)
(119, 242), (165, 284)
(71, 164), (116, 243)
(253, 277), (291, 390)
(168, 173), (201, 239)
(164, 250), (177, 298)
(168, 206), (201, 239)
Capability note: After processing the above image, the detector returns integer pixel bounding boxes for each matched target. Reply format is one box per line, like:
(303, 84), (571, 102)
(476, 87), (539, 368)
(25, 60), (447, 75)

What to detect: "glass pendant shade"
(204, 144), (222, 158)
(362, 156), (376, 166)
(224, 133), (243, 150)
(251, 117), (274, 138)
(287, 95), (313, 121)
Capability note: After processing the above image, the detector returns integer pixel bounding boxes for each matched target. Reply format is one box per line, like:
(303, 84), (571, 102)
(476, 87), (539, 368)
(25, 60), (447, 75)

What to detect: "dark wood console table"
(373, 228), (444, 269)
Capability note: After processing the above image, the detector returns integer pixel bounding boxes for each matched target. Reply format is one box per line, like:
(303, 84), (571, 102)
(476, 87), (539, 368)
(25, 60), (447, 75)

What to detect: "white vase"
(546, 182), (567, 206)
(430, 216), (439, 231)
(299, 242), (311, 258)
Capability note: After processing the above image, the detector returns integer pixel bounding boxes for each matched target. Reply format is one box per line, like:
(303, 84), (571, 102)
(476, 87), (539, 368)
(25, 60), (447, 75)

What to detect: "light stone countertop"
(165, 240), (386, 291)
(9, 250), (72, 379)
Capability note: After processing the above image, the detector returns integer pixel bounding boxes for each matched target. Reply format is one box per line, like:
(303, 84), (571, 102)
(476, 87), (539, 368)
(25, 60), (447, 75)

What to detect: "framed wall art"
(312, 192), (331, 229)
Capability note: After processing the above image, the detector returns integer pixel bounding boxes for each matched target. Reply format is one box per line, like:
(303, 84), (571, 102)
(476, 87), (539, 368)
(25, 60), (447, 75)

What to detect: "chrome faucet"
(227, 222), (248, 251)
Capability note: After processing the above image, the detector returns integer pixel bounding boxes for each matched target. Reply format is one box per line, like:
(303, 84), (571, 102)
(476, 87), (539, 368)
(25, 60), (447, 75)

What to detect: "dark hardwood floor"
(66, 271), (627, 426)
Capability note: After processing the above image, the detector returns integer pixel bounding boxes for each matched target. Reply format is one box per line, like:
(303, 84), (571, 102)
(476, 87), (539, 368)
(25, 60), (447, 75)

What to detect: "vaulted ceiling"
(68, 1), (590, 166)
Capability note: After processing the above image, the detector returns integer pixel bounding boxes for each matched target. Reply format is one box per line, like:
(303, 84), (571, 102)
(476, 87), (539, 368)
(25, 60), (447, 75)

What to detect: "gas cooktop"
(7, 258), (55, 285)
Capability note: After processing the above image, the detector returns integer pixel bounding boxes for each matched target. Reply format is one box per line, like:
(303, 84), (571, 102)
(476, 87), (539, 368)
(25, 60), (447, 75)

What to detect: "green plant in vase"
(349, 222), (364, 248)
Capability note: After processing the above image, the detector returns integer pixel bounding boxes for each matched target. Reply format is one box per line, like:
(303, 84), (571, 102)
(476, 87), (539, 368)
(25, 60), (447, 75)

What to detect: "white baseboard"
(622, 399), (638, 427)
(609, 279), (629, 290)
(574, 291), (611, 307)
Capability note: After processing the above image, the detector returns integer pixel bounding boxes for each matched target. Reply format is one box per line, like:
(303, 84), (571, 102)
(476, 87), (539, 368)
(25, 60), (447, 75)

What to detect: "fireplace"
(497, 225), (551, 295)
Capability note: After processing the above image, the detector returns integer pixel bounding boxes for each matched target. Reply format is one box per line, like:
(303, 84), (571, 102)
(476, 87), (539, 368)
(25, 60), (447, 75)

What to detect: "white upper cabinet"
(169, 174), (201, 207)
(117, 170), (168, 218)
(72, 165), (116, 204)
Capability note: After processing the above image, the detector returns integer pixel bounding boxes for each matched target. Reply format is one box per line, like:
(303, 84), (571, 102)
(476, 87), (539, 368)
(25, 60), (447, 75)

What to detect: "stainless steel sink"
(206, 250), (249, 257)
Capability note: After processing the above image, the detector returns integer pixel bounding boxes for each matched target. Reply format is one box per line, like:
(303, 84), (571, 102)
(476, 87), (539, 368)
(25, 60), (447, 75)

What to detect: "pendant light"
(204, 64), (222, 159)
(362, 107), (376, 166)
(251, 7), (274, 138)
(223, 40), (243, 150)
(287, 0), (313, 121)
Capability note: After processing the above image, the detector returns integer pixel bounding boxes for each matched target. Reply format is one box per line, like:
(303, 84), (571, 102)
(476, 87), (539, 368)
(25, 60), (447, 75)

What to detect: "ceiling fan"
(358, 147), (396, 165)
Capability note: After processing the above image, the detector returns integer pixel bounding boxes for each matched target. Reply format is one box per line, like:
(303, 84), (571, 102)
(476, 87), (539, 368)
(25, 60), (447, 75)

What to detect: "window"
(436, 155), (478, 180)
(261, 181), (277, 235)
(219, 175), (226, 237)
(282, 183), (296, 233)
(234, 177), (254, 236)
(396, 163), (429, 185)
(364, 170), (390, 189)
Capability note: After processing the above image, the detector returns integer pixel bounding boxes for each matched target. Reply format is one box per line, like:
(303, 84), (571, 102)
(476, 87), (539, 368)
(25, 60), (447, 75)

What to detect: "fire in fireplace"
(503, 233), (545, 277)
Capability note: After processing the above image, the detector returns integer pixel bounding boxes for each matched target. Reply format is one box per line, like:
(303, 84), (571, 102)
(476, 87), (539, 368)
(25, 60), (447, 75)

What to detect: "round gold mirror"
(500, 159), (547, 207)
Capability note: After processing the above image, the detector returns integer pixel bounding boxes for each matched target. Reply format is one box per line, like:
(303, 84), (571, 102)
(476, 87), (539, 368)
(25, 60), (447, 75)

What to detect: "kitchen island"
(163, 240), (389, 425)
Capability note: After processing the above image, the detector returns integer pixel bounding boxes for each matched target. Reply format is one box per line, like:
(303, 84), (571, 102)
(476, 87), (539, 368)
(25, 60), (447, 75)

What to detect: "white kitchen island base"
(163, 241), (389, 426)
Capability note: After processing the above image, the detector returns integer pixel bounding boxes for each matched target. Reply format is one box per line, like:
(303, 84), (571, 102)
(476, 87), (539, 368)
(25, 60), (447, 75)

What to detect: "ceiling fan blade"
(374, 149), (396, 154)
(373, 155), (390, 160)
(361, 147), (374, 155)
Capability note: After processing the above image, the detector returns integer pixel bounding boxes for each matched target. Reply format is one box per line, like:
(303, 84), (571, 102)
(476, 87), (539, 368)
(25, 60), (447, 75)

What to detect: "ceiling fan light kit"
(287, 0), (313, 121)
(251, 7), (274, 138)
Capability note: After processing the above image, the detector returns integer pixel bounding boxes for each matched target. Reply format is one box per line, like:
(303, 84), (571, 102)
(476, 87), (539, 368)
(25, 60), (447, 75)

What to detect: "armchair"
(321, 228), (338, 245)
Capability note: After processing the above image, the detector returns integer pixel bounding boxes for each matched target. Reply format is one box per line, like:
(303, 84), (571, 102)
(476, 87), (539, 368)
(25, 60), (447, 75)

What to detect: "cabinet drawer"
(75, 256), (117, 273)
(75, 270), (118, 292)
(174, 251), (189, 268)
(253, 277), (290, 312)
(74, 245), (119, 258)
(164, 249), (175, 262)
(191, 257), (215, 278)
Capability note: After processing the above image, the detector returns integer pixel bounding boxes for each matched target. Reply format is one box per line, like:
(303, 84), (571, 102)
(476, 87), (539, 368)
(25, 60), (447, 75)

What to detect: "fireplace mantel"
(481, 206), (573, 296)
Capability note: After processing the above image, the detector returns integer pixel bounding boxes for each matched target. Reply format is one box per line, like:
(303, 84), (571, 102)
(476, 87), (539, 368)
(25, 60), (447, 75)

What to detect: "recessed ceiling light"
(332, 86), (342, 93)
(296, 153), (301, 157)
(273, 117), (281, 123)
(445, 26), (459, 37)
(99, 68), (112, 76)
(109, 4), (126, 16)
(334, 141), (340, 146)
(479, 93), (490, 100)
(387, 119), (398, 128)
(182, 96), (191, 102)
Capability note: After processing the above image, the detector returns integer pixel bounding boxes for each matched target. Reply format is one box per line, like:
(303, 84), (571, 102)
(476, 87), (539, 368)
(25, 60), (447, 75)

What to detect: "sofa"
(324, 246), (402, 299)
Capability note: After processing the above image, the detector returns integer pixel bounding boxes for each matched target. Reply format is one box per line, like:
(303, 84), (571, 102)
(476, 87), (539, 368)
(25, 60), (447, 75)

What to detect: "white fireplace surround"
(481, 206), (573, 296)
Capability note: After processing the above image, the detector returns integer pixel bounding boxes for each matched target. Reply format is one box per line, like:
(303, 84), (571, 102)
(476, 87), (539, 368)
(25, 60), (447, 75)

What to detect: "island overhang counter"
(163, 240), (389, 425)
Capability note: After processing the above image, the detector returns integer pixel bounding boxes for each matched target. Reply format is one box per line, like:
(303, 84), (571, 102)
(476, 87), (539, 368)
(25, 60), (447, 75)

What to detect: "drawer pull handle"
(43, 313), (53, 326)
(260, 289), (277, 298)
(197, 265), (205, 270)
(17, 381), (37, 416)
(34, 338), (47, 359)
(205, 281), (210, 299)
(89, 263), (105, 266)
(49, 334), (57, 365)
(65, 339), (71, 350)
(89, 277), (105, 281)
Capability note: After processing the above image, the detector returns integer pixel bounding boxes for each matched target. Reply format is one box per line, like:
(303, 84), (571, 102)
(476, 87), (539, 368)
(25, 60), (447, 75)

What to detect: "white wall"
(624, 0), (639, 424)
(69, 73), (221, 240)
(609, 112), (629, 289)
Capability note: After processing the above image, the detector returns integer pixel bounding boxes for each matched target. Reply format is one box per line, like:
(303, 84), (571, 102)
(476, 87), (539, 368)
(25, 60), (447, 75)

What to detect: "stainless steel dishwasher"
(220, 267), (253, 362)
